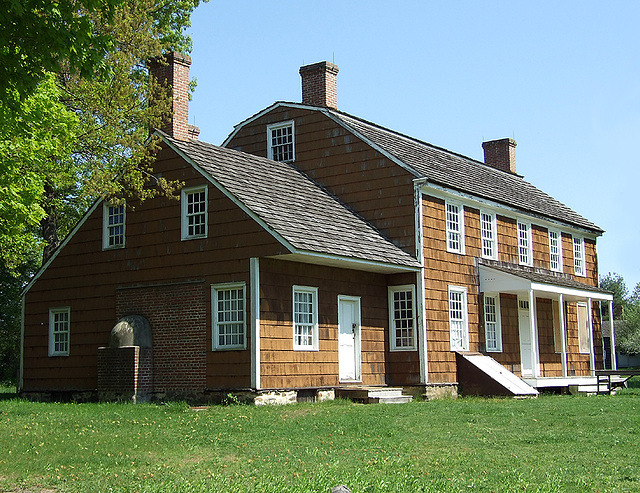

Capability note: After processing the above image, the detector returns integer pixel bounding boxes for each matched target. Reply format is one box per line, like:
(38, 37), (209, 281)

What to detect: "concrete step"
(369, 395), (413, 404)
(335, 386), (413, 404)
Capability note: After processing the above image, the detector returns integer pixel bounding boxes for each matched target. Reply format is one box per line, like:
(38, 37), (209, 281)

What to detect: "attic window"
(103, 202), (126, 250)
(267, 121), (295, 162)
(181, 185), (208, 240)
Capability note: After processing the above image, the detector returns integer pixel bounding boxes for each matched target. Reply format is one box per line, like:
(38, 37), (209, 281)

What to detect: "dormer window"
(267, 121), (295, 162)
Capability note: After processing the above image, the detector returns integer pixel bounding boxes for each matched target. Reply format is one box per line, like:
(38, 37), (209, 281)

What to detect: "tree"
(599, 272), (630, 320)
(0, 0), (204, 270)
(0, 0), (126, 105)
(0, 250), (40, 384)
(600, 273), (640, 355)
(0, 0), (205, 384)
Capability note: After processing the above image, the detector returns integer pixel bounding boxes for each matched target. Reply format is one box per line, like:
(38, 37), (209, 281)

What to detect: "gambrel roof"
(161, 131), (421, 272)
(225, 102), (602, 234)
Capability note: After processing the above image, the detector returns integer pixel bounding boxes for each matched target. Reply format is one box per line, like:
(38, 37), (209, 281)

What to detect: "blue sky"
(187, 1), (640, 290)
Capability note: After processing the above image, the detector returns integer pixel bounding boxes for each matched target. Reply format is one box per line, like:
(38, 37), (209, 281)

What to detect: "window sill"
(390, 346), (418, 352)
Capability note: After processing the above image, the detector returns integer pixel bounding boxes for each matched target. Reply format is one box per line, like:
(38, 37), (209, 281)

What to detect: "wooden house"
(19, 54), (616, 402)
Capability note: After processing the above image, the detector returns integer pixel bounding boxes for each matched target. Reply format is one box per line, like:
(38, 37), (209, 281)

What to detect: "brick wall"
(116, 280), (207, 396)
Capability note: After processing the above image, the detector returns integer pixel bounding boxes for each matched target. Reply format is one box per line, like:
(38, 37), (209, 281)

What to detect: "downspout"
(588, 298), (595, 376)
(608, 300), (617, 371)
(414, 178), (428, 384)
(250, 258), (261, 390)
(559, 294), (568, 377)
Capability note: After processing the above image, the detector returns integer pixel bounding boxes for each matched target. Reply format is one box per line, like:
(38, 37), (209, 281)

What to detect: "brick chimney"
(148, 52), (199, 141)
(482, 138), (517, 174)
(299, 61), (339, 109)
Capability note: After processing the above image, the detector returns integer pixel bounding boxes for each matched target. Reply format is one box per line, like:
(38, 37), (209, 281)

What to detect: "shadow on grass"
(0, 385), (18, 401)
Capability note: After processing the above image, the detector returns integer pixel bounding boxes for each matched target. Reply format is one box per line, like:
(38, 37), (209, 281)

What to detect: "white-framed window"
(293, 285), (318, 350)
(388, 285), (417, 351)
(103, 202), (126, 250)
(49, 307), (70, 356)
(267, 121), (295, 162)
(483, 294), (502, 352)
(212, 283), (246, 350)
(517, 221), (533, 266)
(573, 236), (586, 277)
(480, 211), (498, 260)
(445, 201), (465, 254)
(448, 286), (469, 351)
(181, 185), (208, 240)
(548, 230), (562, 272)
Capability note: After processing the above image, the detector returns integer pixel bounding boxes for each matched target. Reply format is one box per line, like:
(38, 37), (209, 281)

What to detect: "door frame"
(338, 295), (362, 382)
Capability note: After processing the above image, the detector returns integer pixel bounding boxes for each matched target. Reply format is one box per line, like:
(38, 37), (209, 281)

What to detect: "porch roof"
(478, 259), (613, 302)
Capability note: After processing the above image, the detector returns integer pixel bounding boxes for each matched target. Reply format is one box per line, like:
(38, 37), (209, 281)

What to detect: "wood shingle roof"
(328, 110), (603, 234)
(161, 132), (421, 271)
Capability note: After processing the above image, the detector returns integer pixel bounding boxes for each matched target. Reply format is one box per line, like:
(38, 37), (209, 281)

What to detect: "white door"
(518, 299), (533, 376)
(338, 296), (361, 381)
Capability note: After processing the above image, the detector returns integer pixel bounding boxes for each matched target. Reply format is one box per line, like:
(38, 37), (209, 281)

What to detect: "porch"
(478, 260), (615, 380)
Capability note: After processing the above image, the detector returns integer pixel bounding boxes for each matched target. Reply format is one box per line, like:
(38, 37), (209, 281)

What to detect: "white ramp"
(459, 353), (539, 397)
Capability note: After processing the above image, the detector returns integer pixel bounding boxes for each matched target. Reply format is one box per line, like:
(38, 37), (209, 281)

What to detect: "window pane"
(271, 125), (293, 162)
(518, 222), (530, 265)
(214, 287), (245, 348)
(186, 190), (206, 237)
(392, 289), (415, 348)
(484, 296), (499, 351)
(294, 289), (316, 348)
(549, 231), (560, 271)
(449, 289), (467, 351)
(481, 213), (495, 258)
(446, 203), (462, 252)
(573, 238), (585, 276)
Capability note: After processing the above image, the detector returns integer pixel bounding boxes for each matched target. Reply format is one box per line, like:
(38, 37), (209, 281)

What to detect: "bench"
(595, 369), (640, 395)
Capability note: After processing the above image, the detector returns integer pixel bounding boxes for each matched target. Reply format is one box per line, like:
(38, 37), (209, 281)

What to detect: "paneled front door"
(338, 296), (361, 382)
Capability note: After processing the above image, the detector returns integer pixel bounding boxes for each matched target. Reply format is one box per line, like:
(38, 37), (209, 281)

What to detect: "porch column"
(609, 300), (617, 370)
(250, 257), (261, 390)
(559, 294), (568, 377)
(588, 298), (595, 376)
(529, 290), (540, 377)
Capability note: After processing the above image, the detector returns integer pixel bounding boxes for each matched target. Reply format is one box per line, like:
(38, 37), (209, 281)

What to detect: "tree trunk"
(41, 183), (59, 263)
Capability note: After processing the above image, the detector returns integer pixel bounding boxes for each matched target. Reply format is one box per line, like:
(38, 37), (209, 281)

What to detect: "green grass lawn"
(1, 382), (639, 492)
